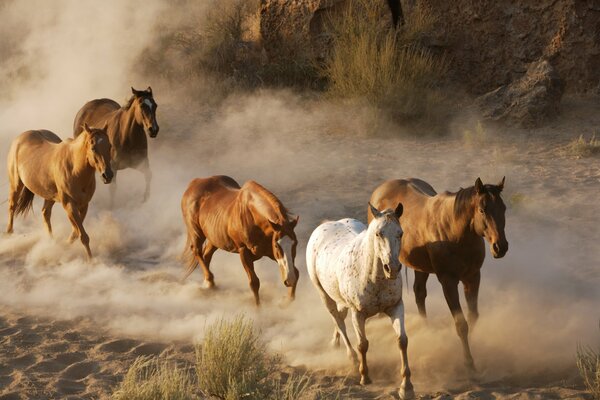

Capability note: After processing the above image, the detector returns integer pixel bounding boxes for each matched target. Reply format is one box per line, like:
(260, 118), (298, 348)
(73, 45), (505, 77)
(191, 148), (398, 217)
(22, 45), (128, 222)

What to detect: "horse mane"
(452, 184), (503, 217)
(122, 95), (136, 110)
(246, 181), (292, 223)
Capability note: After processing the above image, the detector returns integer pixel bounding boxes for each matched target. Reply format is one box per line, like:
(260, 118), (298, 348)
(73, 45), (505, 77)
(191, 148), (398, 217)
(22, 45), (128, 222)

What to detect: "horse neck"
(116, 105), (143, 140)
(441, 192), (477, 241)
(355, 229), (383, 282)
(67, 136), (95, 179)
(247, 185), (287, 226)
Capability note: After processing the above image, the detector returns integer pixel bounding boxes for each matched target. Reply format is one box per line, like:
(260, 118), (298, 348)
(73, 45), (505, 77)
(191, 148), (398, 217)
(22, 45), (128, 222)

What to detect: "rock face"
(474, 59), (565, 128)
(260, 0), (600, 93)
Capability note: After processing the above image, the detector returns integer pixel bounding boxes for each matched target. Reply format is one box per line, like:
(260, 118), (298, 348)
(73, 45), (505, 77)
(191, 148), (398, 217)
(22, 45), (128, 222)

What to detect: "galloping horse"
(369, 177), (508, 371)
(6, 124), (113, 259)
(73, 87), (159, 205)
(181, 175), (299, 305)
(307, 203), (414, 399)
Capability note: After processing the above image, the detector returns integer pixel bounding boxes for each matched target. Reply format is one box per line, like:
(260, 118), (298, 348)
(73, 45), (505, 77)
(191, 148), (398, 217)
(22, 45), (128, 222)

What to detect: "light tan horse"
(369, 177), (508, 372)
(181, 175), (299, 305)
(73, 87), (158, 205)
(6, 124), (113, 259)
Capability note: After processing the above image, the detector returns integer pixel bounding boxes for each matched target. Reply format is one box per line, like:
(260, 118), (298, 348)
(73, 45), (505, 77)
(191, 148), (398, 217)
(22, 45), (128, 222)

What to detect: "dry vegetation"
(565, 134), (600, 158)
(577, 329), (600, 400)
(111, 317), (344, 400)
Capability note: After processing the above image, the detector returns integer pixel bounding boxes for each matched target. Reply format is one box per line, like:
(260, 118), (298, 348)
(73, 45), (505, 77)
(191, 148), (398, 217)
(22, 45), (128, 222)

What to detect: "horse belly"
(16, 153), (58, 201)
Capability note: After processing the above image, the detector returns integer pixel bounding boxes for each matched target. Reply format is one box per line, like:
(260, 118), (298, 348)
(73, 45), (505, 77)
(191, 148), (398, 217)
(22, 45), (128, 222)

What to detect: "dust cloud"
(0, 0), (598, 394)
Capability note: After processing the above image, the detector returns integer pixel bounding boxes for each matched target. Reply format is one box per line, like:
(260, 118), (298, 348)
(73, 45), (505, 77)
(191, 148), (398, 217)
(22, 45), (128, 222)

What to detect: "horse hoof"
(398, 385), (415, 400)
(360, 376), (372, 385)
(204, 281), (216, 289)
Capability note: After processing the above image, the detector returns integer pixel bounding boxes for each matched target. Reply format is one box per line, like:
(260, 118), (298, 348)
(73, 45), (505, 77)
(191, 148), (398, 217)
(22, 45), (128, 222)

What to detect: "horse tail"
(14, 186), (34, 217)
(181, 234), (199, 281)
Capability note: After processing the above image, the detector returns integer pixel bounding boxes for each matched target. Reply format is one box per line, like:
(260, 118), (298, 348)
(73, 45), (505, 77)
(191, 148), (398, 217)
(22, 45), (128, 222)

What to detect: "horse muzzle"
(101, 170), (114, 184)
(148, 124), (159, 138)
(491, 240), (508, 258)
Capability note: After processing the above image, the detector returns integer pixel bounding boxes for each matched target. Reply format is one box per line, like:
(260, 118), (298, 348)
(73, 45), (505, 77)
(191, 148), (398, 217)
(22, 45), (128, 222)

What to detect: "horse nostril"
(284, 280), (289, 287)
(493, 243), (500, 253)
(384, 264), (391, 273)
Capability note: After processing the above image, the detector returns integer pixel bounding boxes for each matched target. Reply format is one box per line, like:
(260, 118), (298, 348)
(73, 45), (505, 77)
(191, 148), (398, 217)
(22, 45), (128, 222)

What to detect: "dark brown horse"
(181, 175), (299, 305)
(369, 177), (508, 371)
(73, 87), (159, 205)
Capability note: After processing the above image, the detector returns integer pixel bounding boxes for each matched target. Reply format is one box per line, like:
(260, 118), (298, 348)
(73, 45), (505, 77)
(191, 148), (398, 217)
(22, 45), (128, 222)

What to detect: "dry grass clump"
(321, 0), (447, 123)
(195, 316), (280, 400)
(577, 342), (600, 399)
(272, 372), (345, 400)
(111, 356), (199, 400)
(565, 134), (600, 158)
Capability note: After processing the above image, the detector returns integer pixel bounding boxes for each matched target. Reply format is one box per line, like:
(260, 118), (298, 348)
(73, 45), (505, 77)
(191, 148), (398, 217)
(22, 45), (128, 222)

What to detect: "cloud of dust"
(0, 0), (598, 394)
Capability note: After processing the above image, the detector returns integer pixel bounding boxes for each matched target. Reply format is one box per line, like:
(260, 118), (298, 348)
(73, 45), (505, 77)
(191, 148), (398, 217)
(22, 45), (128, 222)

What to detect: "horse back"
(369, 178), (435, 223)
(73, 98), (120, 137)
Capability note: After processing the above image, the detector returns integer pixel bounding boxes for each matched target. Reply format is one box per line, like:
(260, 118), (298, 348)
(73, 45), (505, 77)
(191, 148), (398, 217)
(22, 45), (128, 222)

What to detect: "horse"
(306, 203), (414, 399)
(368, 177), (508, 371)
(73, 86), (159, 205)
(5, 124), (113, 259)
(180, 175), (299, 305)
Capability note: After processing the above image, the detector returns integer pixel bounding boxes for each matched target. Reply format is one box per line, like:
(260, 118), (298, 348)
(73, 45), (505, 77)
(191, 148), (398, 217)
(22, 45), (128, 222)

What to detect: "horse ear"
(268, 220), (282, 231)
(146, 86), (152, 94)
(83, 122), (91, 132)
(497, 176), (505, 191)
(290, 215), (299, 228)
(394, 203), (403, 219)
(131, 87), (141, 96)
(102, 122), (108, 131)
(475, 177), (484, 194)
(369, 202), (382, 218)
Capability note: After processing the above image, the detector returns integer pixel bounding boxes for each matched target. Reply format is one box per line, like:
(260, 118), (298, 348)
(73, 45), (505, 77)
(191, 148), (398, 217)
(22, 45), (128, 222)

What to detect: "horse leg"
(387, 301), (415, 399)
(413, 271), (429, 318)
(201, 241), (217, 288)
(351, 309), (371, 385)
(240, 248), (260, 306)
(5, 179), (23, 234)
(109, 170), (118, 209)
(139, 158), (151, 203)
(64, 202), (92, 260)
(438, 273), (475, 372)
(41, 200), (55, 236)
(463, 271), (481, 329)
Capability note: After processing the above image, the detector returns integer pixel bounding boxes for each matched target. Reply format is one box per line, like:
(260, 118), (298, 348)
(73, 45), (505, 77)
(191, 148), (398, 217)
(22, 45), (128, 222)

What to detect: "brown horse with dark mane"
(6, 124), (113, 259)
(181, 175), (299, 305)
(369, 177), (508, 371)
(73, 87), (159, 205)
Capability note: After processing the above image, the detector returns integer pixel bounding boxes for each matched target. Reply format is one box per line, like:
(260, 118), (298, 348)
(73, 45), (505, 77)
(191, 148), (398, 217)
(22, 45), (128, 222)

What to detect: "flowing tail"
(14, 186), (34, 217)
(181, 234), (199, 281)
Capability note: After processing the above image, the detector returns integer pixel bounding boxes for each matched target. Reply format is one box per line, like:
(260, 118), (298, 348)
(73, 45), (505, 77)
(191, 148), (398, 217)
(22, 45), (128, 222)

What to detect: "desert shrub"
(577, 342), (600, 399)
(112, 356), (199, 400)
(565, 134), (600, 158)
(321, 0), (447, 123)
(196, 316), (280, 400)
(272, 372), (345, 400)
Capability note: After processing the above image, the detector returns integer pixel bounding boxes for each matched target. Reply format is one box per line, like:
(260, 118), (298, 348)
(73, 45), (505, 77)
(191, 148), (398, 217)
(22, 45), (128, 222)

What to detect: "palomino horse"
(307, 203), (414, 399)
(5, 124), (113, 259)
(369, 177), (508, 371)
(181, 175), (299, 305)
(73, 87), (159, 205)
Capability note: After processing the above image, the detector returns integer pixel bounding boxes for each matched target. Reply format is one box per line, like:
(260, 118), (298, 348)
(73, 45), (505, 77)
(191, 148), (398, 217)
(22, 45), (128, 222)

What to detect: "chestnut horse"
(369, 177), (508, 371)
(181, 175), (299, 305)
(6, 124), (113, 259)
(73, 87), (159, 205)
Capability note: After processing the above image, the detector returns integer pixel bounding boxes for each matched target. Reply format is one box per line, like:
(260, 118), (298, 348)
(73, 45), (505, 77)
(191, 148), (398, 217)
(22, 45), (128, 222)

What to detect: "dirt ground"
(0, 94), (598, 399)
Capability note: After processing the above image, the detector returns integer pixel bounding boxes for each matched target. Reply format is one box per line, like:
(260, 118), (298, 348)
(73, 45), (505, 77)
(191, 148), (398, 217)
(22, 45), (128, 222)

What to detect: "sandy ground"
(0, 94), (598, 399)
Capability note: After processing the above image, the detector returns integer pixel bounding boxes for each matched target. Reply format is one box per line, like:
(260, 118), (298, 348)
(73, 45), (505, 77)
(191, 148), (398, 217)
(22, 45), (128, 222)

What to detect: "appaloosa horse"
(307, 203), (414, 399)
(181, 175), (299, 305)
(73, 86), (158, 205)
(369, 177), (508, 371)
(6, 124), (113, 259)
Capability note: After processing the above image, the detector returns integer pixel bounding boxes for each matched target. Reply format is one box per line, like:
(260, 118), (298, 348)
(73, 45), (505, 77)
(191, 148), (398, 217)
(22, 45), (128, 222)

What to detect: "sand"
(0, 94), (598, 399)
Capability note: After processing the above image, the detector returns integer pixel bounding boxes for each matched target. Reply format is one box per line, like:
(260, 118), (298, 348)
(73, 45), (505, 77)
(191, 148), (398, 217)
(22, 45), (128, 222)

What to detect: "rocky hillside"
(260, 0), (600, 94)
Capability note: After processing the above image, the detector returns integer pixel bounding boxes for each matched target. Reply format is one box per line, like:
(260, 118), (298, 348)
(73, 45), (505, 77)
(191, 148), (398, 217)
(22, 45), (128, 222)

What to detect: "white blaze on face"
(143, 98), (153, 111)
(277, 235), (296, 286)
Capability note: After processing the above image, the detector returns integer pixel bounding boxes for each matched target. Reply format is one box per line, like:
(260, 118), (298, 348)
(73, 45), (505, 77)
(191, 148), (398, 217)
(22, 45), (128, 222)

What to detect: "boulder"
(474, 59), (565, 128)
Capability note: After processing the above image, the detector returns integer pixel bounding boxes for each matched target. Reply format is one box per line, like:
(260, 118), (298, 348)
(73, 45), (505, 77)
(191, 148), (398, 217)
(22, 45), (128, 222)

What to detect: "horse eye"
(479, 208), (484, 214)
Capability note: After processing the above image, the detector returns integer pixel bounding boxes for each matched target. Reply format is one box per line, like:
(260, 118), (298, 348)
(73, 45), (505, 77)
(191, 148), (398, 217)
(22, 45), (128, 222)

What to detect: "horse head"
(368, 202), (404, 279)
(82, 122), (113, 184)
(472, 177), (508, 258)
(131, 86), (159, 138)
(268, 216), (299, 298)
